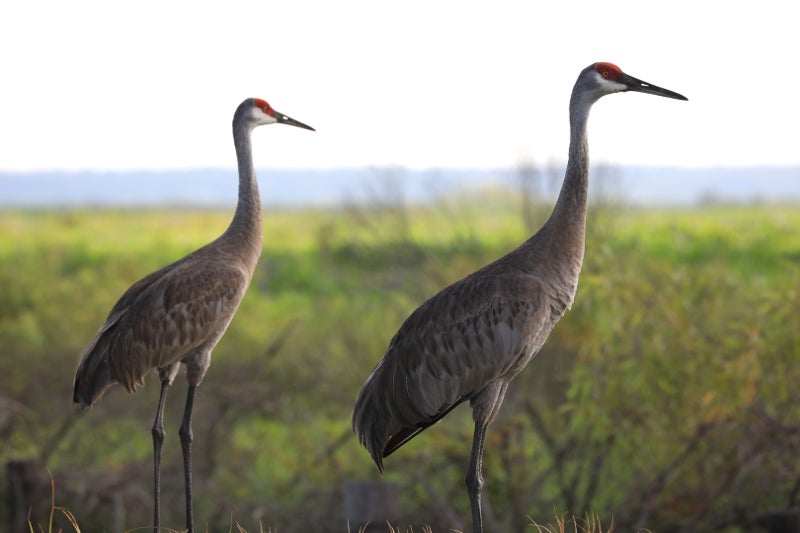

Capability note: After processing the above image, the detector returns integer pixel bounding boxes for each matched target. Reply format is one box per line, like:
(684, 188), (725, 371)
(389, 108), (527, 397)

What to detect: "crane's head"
(245, 98), (315, 131)
(586, 62), (688, 101)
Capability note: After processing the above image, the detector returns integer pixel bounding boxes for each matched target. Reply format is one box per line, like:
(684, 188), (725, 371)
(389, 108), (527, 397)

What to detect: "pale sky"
(0, 1), (797, 172)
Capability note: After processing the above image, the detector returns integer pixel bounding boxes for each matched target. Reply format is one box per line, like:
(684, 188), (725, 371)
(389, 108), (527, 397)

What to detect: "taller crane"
(352, 62), (687, 532)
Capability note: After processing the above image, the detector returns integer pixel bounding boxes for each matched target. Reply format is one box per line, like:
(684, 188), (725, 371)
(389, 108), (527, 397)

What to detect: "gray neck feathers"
(521, 82), (594, 297)
(223, 114), (263, 260)
(550, 89), (592, 235)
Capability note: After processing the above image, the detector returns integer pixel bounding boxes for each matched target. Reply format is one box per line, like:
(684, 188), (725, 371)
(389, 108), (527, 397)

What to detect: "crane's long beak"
(621, 73), (688, 101)
(275, 111), (316, 131)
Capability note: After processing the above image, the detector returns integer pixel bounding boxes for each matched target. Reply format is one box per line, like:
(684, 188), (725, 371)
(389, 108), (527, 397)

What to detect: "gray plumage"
(72, 221), (260, 405)
(352, 62), (687, 533)
(73, 98), (313, 533)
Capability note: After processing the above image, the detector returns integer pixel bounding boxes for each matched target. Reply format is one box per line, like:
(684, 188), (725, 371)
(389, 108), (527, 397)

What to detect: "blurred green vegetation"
(1, 198), (798, 532)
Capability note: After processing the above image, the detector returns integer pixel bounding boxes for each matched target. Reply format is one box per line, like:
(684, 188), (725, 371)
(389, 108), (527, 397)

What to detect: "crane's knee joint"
(179, 424), (193, 444)
(465, 469), (484, 493)
(152, 425), (166, 444)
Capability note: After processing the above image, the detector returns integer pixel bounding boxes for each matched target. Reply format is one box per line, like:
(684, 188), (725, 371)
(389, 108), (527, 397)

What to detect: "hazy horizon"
(3, 164), (798, 209)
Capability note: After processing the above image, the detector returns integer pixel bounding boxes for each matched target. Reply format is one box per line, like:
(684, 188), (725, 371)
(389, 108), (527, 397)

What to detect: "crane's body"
(73, 206), (262, 406)
(355, 211), (581, 467)
(352, 62), (687, 532)
(73, 98), (313, 533)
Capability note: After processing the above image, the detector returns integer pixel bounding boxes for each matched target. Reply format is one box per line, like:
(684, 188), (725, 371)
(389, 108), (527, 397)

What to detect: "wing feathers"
(352, 270), (551, 465)
(73, 255), (250, 407)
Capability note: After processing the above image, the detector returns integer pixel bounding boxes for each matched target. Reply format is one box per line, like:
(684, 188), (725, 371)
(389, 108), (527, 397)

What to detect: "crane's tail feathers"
(73, 323), (119, 408)
(73, 354), (114, 408)
(352, 407), (386, 474)
(352, 384), (394, 474)
(353, 384), (470, 472)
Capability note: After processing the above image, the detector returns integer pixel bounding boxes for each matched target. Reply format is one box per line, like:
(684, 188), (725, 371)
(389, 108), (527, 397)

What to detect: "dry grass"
(528, 512), (622, 533)
(347, 525), (436, 533)
(26, 474), (81, 533)
(29, 501), (623, 533)
(28, 475), (613, 533)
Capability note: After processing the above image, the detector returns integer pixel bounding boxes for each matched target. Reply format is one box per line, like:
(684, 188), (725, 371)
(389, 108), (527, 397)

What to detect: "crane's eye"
(602, 71), (609, 78)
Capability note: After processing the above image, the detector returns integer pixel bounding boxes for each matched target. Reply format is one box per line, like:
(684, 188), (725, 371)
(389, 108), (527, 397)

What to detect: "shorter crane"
(73, 98), (314, 533)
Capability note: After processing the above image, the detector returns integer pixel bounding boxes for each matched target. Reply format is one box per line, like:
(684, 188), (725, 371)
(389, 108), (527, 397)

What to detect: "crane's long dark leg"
(178, 384), (197, 533)
(465, 420), (489, 533)
(151, 379), (171, 533)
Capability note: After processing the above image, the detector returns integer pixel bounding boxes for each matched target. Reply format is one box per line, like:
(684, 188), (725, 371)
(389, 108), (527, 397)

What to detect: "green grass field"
(1, 200), (798, 532)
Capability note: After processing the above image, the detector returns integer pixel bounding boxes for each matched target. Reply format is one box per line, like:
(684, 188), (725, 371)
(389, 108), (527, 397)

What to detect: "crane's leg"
(151, 379), (171, 533)
(178, 384), (197, 533)
(465, 421), (489, 533)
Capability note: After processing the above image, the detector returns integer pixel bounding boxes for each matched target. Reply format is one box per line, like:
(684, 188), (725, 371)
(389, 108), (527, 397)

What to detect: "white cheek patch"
(594, 71), (626, 93)
(609, 80), (627, 92)
(251, 107), (278, 124)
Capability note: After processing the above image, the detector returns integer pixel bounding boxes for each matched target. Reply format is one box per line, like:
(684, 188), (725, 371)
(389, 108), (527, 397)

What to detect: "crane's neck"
(547, 90), (593, 248)
(545, 90), (594, 251)
(524, 89), (594, 297)
(224, 117), (264, 265)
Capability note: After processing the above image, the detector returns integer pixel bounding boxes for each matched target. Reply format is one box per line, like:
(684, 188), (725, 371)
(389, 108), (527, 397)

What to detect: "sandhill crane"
(352, 62), (687, 532)
(73, 98), (314, 533)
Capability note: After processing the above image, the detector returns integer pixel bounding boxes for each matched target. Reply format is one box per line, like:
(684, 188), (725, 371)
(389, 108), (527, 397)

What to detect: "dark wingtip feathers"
(73, 353), (114, 409)
(352, 387), (389, 474)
